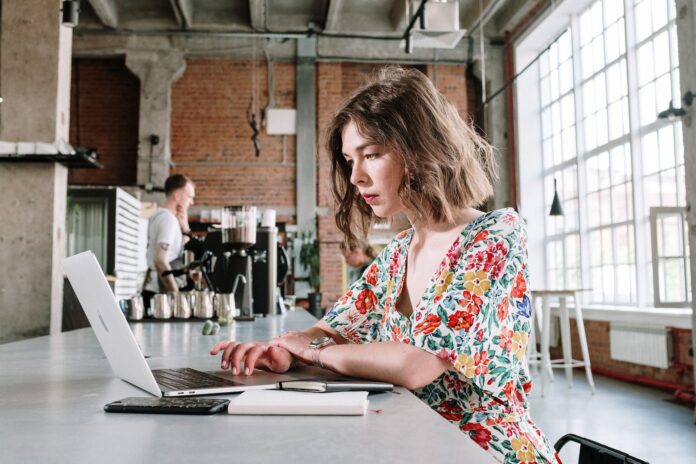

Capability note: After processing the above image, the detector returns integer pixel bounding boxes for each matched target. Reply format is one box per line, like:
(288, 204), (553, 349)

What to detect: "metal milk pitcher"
(173, 292), (192, 319)
(213, 293), (237, 319)
(152, 293), (172, 319)
(193, 290), (214, 319)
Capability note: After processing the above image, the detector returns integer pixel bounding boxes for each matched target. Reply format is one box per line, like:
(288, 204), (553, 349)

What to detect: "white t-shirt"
(145, 208), (184, 292)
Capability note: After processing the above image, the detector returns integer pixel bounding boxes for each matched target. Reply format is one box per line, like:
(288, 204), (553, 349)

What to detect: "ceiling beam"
(249, 0), (266, 31)
(87, 0), (118, 29)
(324, 0), (343, 32)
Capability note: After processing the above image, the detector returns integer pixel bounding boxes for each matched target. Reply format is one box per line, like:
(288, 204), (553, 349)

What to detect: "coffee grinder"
(221, 205), (257, 321)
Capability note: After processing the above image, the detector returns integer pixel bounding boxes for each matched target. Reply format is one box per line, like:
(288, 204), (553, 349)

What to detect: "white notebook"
(227, 390), (370, 416)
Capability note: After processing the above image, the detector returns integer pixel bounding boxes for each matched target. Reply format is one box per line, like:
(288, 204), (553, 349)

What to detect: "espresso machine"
(205, 210), (286, 318)
(219, 205), (257, 321)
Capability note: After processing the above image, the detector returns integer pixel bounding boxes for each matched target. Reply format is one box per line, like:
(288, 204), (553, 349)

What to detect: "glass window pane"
(591, 2), (603, 36)
(654, 73), (673, 116)
(651, 0), (668, 32)
(615, 225), (630, 263)
(580, 9), (593, 46)
(550, 68), (560, 100)
(588, 192), (600, 228)
(615, 263), (633, 302)
(561, 94), (575, 128)
(590, 230), (602, 265)
(558, 30), (572, 61)
(658, 125), (675, 171)
(677, 165), (686, 207)
(641, 131), (659, 175)
(637, 42), (654, 86)
(542, 108), (552, 138)
(612, 183), (628, 222)
(552, 101), (561, 135)
(594, 73), (607, 111)
(634, 0), (652, 42)
(660, 170), (677, 205)
(611, 144), (629, 183)
(604, 0), (620, 25)
(608, 100), (623, 140)
(596, 108), (608, 147)
(559, 60), (573, 94)
(585, 115), (597, 151)
(643, 173), (661, 209)
(583, 79), (595, 116)
(639, 83), (657, 126)
(605, 22), (620, 63)
(592, 36), (605, 74)
(553, 133), (563, 166)
(598, 151), (611, 189)
(660, 258), (686, 302)
(600, 189), (612, 225)
(540, 76), (550, 107)
(603, 264), (616, 299)
(586, 155), (599, 192)
(581, 44), (594, 80)
(653, 32), (670, 77)
(591, 267), (603, 301)
(658, 214), (683, 256)
(563, 128), (577, 162)
(606, 62), (623, 102)
(540, 51), (549, 77)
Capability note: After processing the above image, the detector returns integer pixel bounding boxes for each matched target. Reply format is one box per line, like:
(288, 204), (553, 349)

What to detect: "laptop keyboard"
(152, 368), (238, 391)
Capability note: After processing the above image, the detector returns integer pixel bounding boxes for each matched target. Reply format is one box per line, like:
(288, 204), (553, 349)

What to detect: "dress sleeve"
(412, 215), (531, 392)
(322, 244), (392, 344)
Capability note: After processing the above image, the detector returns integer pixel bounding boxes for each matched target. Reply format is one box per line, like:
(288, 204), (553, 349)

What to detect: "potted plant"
(299, 232), (321, 317)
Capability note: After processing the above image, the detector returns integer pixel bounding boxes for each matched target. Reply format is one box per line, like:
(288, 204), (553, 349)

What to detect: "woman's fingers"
(229, 342), (257, 375)
(210, 340), (231, 355)
(243, 345), (268, 374)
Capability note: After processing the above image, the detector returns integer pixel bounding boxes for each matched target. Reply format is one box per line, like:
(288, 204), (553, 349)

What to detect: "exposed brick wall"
(549, 320), (693, 387)
(68, 58), (140, 185)
(170, 59), (296, 215)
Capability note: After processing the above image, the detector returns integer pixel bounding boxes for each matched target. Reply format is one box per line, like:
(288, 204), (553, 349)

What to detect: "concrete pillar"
(483, 45), (512, 209)
(125, 50), (186, 190)
(674, 0), (696, 421)
(0, 0), (73, 343)
(295, 38), (317, 234)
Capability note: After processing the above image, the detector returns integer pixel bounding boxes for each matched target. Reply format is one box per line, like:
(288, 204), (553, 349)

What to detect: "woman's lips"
(363, 194), (378, 204)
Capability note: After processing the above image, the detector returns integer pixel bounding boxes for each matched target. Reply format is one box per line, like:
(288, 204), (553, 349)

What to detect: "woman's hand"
(210, 341), (294, 374)
(271, 331), (313, 365)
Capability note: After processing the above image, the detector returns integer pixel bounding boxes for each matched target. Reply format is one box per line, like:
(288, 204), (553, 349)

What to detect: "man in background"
(142, 174), (195, 309)
(341, 240), (378, 286)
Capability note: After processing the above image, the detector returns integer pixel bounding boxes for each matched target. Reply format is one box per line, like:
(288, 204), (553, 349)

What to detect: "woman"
(211, 67), (560, 464)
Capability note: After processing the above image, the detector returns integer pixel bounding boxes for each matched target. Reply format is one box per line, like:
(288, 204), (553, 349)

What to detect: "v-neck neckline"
(392, 209), (497, 322)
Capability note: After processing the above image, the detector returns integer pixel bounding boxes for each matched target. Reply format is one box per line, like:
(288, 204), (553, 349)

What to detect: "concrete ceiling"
(73, 0), (540, 62)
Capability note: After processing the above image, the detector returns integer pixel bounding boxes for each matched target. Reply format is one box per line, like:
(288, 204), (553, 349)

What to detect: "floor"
(527, 370), (696, 463)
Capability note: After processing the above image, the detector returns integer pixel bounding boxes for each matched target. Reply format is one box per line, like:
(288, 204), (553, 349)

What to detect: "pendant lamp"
(549, 178), (564, 216)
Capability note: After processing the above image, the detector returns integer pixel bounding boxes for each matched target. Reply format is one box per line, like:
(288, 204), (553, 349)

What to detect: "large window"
(530, 0), (687, 307)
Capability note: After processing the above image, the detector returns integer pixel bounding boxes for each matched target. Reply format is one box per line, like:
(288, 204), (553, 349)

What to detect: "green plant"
(299, 233), (320, 293)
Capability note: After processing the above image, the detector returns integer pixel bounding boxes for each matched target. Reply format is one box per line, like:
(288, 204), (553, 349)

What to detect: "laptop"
(63, 251), (300, 397)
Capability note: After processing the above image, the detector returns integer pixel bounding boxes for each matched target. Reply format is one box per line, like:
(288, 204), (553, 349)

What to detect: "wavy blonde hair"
(326, 66), (497, 248)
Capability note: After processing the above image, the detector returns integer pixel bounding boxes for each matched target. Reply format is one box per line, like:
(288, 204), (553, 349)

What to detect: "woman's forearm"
(318, 342), (447, 390)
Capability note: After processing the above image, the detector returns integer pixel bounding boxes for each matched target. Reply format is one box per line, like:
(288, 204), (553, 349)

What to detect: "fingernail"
(222, 361), (227, 368)
(232, 367), (238, 375)
(245, 367), (251, 375)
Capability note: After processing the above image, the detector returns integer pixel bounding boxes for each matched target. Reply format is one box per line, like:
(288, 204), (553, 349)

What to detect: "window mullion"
(570, 14), (590, 300)
(623, 0), (649, 307)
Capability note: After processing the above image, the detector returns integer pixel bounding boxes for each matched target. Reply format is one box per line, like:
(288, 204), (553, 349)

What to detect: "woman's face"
(341, 121), (405, 218)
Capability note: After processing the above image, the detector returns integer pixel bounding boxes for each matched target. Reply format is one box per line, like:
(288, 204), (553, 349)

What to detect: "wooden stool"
(530, 289), (596, 396)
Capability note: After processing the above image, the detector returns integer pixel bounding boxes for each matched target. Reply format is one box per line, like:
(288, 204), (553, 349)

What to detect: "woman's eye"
(365, 153), (379, 160)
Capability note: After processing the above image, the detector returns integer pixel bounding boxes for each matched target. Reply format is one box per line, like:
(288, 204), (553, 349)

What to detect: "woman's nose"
(350, 160), (366, 185)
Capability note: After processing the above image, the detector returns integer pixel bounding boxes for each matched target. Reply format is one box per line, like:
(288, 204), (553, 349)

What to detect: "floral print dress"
(324, 208), (560, 464)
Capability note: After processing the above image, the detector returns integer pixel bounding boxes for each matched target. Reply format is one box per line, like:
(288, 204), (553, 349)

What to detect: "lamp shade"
(549, 178), (564, 216)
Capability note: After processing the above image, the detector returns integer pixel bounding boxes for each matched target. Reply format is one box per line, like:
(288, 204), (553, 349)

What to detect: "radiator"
(609, 323), (672, 369)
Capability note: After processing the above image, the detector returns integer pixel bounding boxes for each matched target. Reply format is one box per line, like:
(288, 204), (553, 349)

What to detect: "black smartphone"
(104, 397), (230, 415)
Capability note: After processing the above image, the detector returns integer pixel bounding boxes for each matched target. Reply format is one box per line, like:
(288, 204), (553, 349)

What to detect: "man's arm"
(153, 243), (178, 292)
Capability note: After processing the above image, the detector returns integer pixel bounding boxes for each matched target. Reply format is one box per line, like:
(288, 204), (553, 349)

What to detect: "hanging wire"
(247, 38), (261, 157)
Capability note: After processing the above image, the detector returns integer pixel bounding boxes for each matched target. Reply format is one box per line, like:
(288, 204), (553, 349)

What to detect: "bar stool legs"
(534, 290), (595, 397)
(571, 291), (596, 394)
